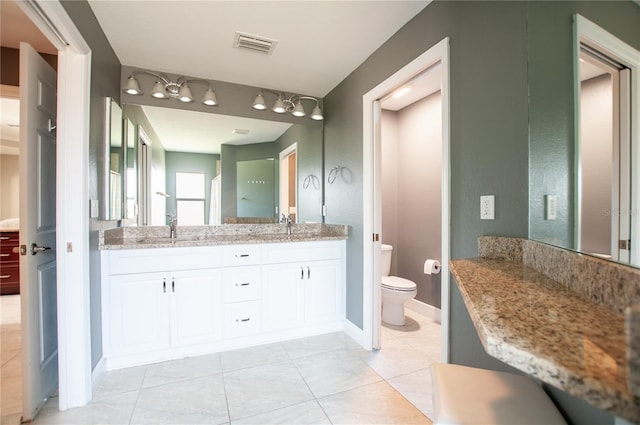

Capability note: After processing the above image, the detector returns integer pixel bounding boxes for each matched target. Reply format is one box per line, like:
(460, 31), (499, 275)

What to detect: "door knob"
(30, 243), (52, 255)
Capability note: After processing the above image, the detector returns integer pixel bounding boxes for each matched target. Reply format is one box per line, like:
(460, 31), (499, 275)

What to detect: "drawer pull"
(236, 318), (251, 322)
(307, 266), (311, 279)
(0, 253), (10, 257)
(163, 278), (167, 293)
(0, 237), (9, 240)
(301, 266), (304, 280)
(235, 253), (250, 258)
(172, 278), (175, 292)
(0, 274), (10, 279)
(236, 282), (251, 287)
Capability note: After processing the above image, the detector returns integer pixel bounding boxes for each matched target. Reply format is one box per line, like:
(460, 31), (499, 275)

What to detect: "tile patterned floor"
(1, 295), (440, 425)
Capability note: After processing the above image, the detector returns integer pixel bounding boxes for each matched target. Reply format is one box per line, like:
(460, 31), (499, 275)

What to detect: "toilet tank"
(381, 244), (393, 276)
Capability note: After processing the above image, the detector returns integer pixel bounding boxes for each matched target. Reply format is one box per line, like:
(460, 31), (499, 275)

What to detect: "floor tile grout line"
(217, 353), (232, 425)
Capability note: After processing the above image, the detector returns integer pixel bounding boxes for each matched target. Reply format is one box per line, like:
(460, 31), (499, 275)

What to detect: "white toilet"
(381, 244), (417, 326)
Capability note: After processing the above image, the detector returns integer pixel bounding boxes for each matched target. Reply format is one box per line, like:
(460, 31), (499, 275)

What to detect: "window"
(175, 172), (205, 225)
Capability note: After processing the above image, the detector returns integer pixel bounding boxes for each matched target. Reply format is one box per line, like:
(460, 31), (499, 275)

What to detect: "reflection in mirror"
(104, 97), (123, 220)
(529, 11), (640, 269)
(124, 119), (137, 221)
(578, 48), (623, 260)
(574, 16), (639, 267)
(119, 104), (323, 225)
(279, 143), (297, 222)
(236, 159), (275, 218)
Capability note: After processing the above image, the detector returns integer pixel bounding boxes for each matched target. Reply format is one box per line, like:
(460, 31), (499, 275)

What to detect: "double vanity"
(99, 223), (348, 370)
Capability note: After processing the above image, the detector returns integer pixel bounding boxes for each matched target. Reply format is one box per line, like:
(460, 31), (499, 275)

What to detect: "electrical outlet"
(480, 195), (495, 220)
(545, 195), (557, 220)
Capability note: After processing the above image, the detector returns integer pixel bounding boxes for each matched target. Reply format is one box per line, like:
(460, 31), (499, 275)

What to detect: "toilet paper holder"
(424, 259), (441, 275)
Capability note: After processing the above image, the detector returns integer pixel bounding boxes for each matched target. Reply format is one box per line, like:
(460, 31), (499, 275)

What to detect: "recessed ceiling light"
(392, 86), (412, 98)
(233, 129), (250, 135)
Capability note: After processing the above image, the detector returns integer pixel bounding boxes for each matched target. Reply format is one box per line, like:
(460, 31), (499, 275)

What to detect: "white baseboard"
(342, 318), (365, 348)
(407, 299), (441, 323)
(91, 356), (106, 395)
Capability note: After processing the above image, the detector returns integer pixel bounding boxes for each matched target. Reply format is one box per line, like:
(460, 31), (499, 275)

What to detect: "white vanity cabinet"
(102, 247), (223, 366)
(262, 241), (343, 331)
(108, 268), (222, 356)
(101, 240), (345, 370)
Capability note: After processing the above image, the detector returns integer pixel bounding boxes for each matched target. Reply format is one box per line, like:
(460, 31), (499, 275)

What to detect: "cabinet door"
(262, 264), (304, 332)
(109, 273), (170, 355)
(171, 269), (223, 347)
(305, 260), (343, 325)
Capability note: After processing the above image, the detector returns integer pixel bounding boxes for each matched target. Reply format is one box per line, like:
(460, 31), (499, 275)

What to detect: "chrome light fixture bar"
(252, 90), (323, 120)
(123, 71), (218, 106)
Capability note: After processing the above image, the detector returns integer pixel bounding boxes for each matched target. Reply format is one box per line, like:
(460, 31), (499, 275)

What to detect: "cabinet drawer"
(223, 301), (262, 338)
(262, 241), (343, 264)
(108, 246), (222, 275)
(0, 232), (19, 244)
(0, 264), (19, 285)
(0, 247), (19, 263)
(223, 266), (262, 303)
(222, 245), (262, 267)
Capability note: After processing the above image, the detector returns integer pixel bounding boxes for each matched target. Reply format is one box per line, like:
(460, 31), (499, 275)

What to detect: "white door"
(305, 260), (342, 325)
(19, 42), (58, 421)
(262, 264), (304, 331)
(109, 273), (170, 355)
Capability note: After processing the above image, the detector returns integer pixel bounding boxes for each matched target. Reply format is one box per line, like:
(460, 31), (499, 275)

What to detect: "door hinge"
(373, 233), (380, 242)
(619, 239), (631, 250)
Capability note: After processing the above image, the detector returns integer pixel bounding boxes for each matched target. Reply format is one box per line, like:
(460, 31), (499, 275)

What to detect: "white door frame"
(362, 37), (450, 360)
(18, 0), (93, 410)
(574, 15), (640, 266)
(279, 143), (298, 220)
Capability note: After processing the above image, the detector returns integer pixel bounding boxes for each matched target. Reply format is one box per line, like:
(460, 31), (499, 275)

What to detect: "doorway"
(362, 37), (450, 359)
(279, 143), (297, 222)
(2, 0), (94, 418)
(575, 15), (640, 267)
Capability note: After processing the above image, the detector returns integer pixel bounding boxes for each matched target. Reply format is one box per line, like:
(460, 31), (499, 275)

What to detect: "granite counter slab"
(450, 258), (639, 423)
(99, 224), (348, 250)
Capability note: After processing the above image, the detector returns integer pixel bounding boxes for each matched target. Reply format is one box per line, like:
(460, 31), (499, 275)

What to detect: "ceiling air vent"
(233, 32), (277, 55)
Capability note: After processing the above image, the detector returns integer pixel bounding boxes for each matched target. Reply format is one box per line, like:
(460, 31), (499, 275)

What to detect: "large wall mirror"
(528, 6), (640, 268)
(115, 104), (323, 226)
(103, 97), (123, 220)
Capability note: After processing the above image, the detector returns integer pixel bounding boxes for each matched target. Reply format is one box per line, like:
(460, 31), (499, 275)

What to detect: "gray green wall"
(221, 142), (278, 220)
(324, 0), (529, 327)
(324, 1), (629, 423)
(528, 1), (640, 251)
(275, 123), (324, 223)
(60, 0), (122, 371)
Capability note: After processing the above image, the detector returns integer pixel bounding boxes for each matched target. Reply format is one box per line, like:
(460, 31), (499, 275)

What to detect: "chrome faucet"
(167, 214), (177, 239)
(281, 213), (293, 236)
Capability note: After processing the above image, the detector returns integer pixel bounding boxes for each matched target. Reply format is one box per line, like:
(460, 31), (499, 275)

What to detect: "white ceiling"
(87, 1), (430, 98)
(1, 0), (432, 155)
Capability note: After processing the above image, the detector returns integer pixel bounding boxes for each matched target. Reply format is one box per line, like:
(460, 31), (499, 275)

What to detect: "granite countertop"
(450, 257), (639, 423)
(99, 223), (348, 250)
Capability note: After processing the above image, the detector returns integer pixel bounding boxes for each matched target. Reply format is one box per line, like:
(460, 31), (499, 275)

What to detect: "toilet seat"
(381, 276), (417, 292)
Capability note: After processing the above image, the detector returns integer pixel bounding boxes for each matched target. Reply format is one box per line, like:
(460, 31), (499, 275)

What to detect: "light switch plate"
(545, 195), (557, 220)
(90, 199), (99, 218)
(480, 195), (495, 220)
